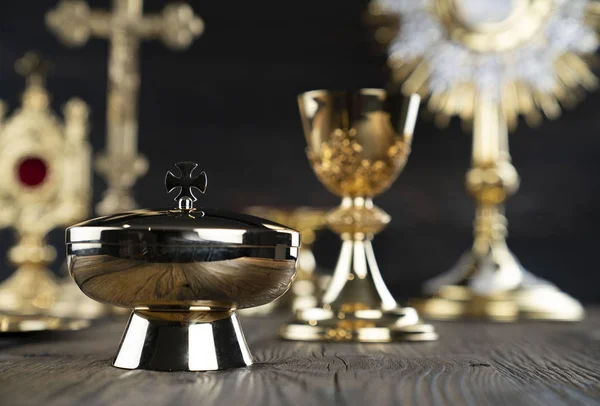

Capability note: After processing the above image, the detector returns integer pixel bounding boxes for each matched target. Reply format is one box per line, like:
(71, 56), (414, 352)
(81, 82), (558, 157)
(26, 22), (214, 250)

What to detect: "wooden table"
(0, 309), (599, 406)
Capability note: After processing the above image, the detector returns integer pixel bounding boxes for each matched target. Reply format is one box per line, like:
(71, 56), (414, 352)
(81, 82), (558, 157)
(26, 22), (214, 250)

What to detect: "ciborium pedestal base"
(411, 249), (585, 322)
(113, 310), (253, 372)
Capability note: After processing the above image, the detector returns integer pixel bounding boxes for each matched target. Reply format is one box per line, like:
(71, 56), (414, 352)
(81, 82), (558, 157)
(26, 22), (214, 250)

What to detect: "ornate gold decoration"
(280, 89), (437, 342)
(0, 53), (91, 331)
(46, 0), (204, 215)
(241, 207), (328, 314)
(374, 0), (598, 321)
(373, 0), (600, 128)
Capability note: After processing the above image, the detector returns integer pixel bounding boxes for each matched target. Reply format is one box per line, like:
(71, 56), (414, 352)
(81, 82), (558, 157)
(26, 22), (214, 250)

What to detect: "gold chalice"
(281, 89), (437, 342)
(243, 206), (327, 314)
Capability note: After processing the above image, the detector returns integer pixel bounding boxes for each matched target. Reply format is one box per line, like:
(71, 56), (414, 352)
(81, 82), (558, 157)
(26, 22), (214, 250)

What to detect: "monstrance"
(373, 0), (600, 320)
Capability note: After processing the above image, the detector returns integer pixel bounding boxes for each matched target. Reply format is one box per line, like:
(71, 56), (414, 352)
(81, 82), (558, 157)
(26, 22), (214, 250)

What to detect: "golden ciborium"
(281, 89), (437, 342)
(243, 207), (327, 314)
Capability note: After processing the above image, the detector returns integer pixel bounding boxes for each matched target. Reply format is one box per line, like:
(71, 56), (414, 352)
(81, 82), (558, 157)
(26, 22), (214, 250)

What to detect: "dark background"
(0, 0), (599, 303)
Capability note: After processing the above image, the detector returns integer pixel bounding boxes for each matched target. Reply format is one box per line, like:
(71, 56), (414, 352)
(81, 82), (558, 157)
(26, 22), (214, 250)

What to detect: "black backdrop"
(1, 0), (599, 302)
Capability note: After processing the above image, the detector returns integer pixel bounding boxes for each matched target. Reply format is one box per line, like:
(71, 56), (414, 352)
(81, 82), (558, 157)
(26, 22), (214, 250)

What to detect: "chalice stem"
(321, 236), (397, 311)
(321, 197), (397, 311)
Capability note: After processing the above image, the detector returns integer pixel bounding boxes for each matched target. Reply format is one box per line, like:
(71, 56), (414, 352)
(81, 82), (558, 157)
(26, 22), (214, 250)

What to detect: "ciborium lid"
(66, 162), (300, 249)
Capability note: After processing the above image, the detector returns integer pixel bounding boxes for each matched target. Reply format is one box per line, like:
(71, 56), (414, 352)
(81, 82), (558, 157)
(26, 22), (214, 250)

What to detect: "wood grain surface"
(0, 309), (599, 406)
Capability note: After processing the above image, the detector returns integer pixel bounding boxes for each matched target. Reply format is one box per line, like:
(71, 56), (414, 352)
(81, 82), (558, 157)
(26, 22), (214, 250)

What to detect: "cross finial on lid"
(165, 162), (207, 210)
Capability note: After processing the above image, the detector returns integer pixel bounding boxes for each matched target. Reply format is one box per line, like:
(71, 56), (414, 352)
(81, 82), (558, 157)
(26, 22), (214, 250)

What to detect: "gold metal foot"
(412, 250), (584, 322)
(113, 310), (252, 371)
(281, 306), (437, 342)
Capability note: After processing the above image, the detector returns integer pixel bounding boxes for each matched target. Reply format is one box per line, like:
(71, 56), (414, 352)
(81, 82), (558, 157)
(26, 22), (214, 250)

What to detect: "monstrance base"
(113, 310), (253, 371)
(411, 285), (584, 322)
(411, 251), (585, 322)
(280, 306), (438, 342)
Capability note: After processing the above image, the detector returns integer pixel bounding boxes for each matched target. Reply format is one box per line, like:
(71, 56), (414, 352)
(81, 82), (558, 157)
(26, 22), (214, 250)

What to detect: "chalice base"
(113, 310), (253, 371)
(411, 251), (585, 322)
(280, 306), (438, 342)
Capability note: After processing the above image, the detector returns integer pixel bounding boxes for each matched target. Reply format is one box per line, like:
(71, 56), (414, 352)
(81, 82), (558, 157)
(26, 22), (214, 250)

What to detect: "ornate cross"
(165, 162), (207, 209)
(46, 0), (204, 215)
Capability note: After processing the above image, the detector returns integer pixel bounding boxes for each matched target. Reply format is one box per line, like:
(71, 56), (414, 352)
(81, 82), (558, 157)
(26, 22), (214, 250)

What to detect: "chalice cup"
(281, 89), (437, 342)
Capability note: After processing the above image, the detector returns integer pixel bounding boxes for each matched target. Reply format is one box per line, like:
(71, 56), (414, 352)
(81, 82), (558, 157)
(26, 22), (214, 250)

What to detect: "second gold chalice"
(281, 89), (437, 342)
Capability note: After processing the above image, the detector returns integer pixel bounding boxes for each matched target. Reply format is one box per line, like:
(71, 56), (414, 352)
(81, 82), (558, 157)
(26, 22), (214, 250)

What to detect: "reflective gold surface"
(242, 206), (327, 314)
(0, 53), (91, 331)
(66, 166), (300, 370)
(47, 0), (203, 215)
(281, 90), (436, 342)
(114, 311), (251, 371)
(69, 255), (297, 310)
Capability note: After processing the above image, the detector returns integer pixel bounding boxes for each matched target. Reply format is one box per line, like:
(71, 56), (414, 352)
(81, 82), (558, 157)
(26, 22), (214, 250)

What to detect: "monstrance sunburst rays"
(374, 0), (600, 129)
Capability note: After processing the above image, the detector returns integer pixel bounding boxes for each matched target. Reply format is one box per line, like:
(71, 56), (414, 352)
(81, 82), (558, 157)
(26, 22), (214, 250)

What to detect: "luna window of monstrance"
(372, 0), (600, 321)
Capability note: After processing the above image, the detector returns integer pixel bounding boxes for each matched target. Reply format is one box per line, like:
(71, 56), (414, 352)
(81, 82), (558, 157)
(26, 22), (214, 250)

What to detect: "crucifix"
(46, 0), (204, 215)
